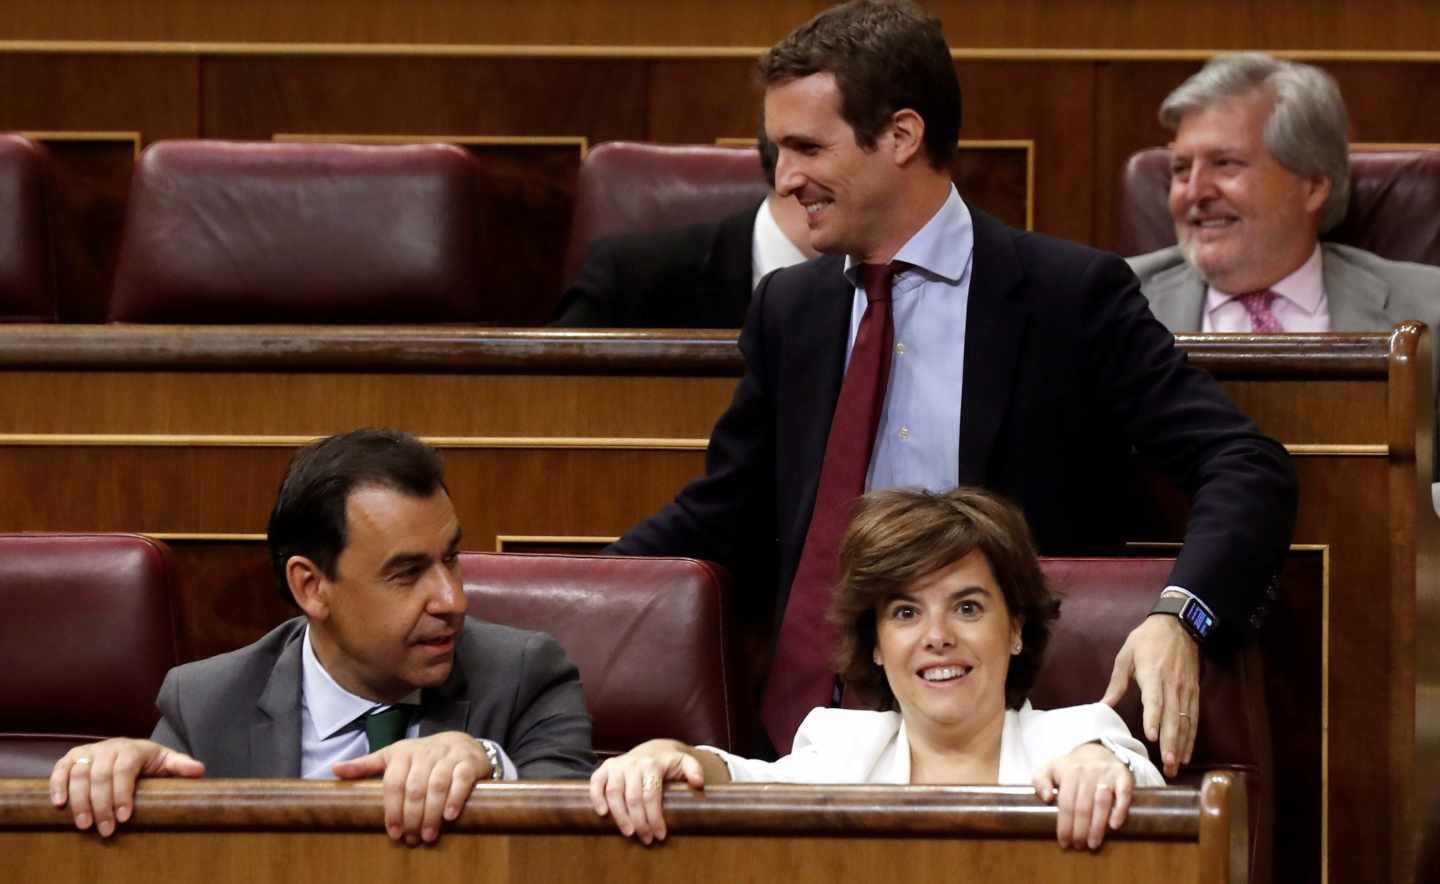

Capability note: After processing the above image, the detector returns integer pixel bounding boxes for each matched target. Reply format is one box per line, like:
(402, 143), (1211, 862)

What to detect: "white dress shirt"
(299, 625), (517, 780)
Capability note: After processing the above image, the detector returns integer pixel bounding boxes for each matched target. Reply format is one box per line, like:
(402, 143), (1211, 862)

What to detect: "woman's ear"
(1010, 618), (1025, 655)
(873, 646), (884, 667)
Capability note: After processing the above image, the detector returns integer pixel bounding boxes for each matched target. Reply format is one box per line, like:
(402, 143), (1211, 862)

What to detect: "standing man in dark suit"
(610, 0), (1297, 772)
(50, 428), (593, 844)
(553, 131), (817, 328)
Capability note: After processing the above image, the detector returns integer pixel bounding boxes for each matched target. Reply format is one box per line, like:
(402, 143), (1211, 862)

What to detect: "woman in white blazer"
(590, 487), (1165, 849)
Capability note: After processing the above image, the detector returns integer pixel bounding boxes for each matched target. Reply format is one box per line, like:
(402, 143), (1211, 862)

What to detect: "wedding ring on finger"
(641, 774), (660, 793)
(1095, 783), (1113, 797)
(1177, 712), (1191, 719)
(73, 757), (92, 766)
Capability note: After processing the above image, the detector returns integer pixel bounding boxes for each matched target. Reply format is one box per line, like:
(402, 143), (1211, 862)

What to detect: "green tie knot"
(363, 705), (411, 752)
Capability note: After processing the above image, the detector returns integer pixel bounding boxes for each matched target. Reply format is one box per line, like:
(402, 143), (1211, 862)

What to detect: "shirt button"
(898, 426), (910, 441)
(895, 342), (906, 355)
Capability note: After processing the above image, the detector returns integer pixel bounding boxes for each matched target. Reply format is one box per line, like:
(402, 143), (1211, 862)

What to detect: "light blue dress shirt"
(299, 625), (517, 780)
(843, 185), (974, 493)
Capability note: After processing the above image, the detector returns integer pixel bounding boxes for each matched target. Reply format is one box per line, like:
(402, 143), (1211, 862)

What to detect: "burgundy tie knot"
(1235, 289), (1284, 333)
(859, 262), (903, 304)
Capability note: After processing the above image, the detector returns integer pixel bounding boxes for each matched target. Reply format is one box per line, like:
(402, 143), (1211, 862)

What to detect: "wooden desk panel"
(0, 324), (1433, 884)
(0, 777), (1246, 884)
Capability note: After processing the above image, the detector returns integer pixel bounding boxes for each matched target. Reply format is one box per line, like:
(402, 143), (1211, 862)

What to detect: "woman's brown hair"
(829, 487), (1061, 710)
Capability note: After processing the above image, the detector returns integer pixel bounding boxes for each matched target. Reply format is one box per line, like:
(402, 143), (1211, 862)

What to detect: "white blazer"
(705, 702), (1165, 786)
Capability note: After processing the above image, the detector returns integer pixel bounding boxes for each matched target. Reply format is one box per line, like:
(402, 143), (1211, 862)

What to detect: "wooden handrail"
(0, 777), (1217, 838)
(0, 324), (1402, 377)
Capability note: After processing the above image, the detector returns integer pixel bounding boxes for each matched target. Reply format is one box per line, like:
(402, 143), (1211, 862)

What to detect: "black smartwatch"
(1151, 591), (1217, 642)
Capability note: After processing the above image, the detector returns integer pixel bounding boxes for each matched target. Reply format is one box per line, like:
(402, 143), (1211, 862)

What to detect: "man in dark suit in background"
(552, 131), (817, 328)
(610, 0), (1297, 770)
(49, 428), (593, 844)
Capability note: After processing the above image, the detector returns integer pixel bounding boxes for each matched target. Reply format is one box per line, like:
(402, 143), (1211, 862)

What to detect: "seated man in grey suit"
(552, 129), (818, 328)
(1128, 52), (1440, 336)
(49, 428), (593, 843)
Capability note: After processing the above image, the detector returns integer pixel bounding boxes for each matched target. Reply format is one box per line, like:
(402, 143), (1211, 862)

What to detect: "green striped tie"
(363, 705), (411, 752)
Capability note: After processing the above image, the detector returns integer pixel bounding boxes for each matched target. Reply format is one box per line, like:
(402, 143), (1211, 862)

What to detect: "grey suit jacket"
(1127, 242), (1440, 335)
(1130, 242), (1440, 484)
(150, 617), (594, 779)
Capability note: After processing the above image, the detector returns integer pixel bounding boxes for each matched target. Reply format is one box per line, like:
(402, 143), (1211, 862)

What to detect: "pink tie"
(759, 262), (899, 753)
(1236, 289), (1284, 333)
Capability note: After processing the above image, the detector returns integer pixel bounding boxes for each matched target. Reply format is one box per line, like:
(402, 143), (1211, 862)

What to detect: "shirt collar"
(1205, 244), (1325, 315)
(844, 185), (973, 289)
(301, 624), (420, 741)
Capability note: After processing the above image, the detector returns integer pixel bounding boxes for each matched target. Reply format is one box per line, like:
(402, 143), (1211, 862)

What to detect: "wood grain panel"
(6, 0), (1440, 51)
(0, 446), (708, 535)
(953, 61), (1095, 244)
(21, 136), (137, 322)
(0, 372), (735, 436)
(0, 779), (1243, 884)
(200, 56), (648, 144)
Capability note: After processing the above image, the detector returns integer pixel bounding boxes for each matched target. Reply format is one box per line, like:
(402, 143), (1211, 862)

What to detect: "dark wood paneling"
(0, 778), (1246, 884)
(952, 144), (1030, 231)
(25, 139), (135, 322)
(954, 61), (1096, 244)
(200, 57), (649, 144)
(467, 144), (580, 323)
(6, 0), (1440, 50)
(0, 55), (198, 321)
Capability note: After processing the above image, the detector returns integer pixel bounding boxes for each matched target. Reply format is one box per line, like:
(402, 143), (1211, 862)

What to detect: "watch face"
(1183, 602), (1215, 637)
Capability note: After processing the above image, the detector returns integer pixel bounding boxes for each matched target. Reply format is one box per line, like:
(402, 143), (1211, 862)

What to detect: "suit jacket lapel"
(1322, 244), (1392, 330)
(781, 256), (854, 569)
(1145, 258), (1207, 332)
(252, 630), (305, 777)
(957, 211), (1029, 487)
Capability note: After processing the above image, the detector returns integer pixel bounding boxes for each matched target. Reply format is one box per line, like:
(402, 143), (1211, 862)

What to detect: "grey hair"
(1159, 52), (1351, 233)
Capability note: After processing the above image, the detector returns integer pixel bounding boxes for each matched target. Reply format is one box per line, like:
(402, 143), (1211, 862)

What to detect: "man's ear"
(286, 556), (330, 620)
(887, 108), (927, 166)
(1304, 175), (1333, 218)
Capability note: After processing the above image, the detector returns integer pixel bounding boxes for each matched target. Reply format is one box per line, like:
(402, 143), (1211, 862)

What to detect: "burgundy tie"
(1236, 289), (1284, 333)
(760, 262), (899, 753)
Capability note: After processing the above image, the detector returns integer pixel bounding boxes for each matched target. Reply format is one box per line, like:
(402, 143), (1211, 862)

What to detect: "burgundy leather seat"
(0, 534), (177, 776)
(1115, 146), (1440, 266)
(461, 552), (745, 756)
(1030, 557), (1271, 884)
(561, 141), (769, 289)
(108, 140), (484, 323)
(0, 134), (56, 322)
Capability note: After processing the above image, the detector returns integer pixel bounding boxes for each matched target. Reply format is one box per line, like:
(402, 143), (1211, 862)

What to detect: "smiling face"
(301, 485), (466, 703)
(1168, 89), (1329, 294)
(873, 550), (1021, 743)
(764, 72), (906, 263)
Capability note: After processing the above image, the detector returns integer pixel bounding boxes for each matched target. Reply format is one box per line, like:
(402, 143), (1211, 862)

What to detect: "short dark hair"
(758, 0), (961, 170)
(758, 122), (778, 189)
(830, 487), (1061, 710)
(267, 428), (447, 605)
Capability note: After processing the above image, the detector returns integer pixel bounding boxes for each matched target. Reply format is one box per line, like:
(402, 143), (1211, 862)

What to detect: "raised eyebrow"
(950, 585), (991, 602)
